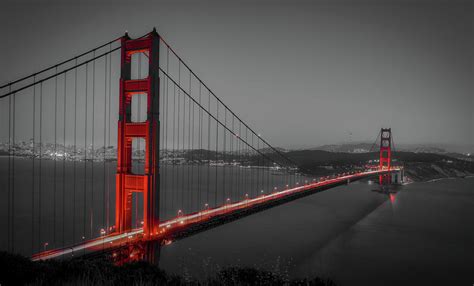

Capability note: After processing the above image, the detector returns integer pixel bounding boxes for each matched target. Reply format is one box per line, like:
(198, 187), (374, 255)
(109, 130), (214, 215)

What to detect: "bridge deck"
(32, 168), (397, 261)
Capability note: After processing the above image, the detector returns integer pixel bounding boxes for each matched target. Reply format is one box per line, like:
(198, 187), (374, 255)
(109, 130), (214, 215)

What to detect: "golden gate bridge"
(0, 29), (402, 263)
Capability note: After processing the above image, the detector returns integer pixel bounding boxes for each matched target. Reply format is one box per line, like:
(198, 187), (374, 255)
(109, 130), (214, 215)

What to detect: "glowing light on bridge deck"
(30, 168), (397, 261)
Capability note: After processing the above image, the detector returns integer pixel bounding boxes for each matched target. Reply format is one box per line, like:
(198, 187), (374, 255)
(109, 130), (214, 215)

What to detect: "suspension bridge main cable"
(369, 129), (382, 153)
(0, 48), (121, 99)
(158, 36), (298, 169)
(0, 37), (121, 90)
(158, 67), (293, 173)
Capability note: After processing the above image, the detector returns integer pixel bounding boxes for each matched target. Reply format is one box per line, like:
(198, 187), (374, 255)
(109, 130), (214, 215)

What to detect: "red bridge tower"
(116, 30), (160, 237)
(379, 128), (392, 185)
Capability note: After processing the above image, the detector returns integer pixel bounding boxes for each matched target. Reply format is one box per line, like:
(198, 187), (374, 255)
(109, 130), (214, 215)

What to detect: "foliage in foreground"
(0, 251), (336, 286)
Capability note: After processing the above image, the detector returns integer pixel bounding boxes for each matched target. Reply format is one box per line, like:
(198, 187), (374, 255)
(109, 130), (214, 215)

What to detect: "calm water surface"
(158, 178), (474, 285)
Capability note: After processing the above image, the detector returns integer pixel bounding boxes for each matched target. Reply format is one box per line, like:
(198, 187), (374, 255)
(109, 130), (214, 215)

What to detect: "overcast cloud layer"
(1, 0), (472, 150)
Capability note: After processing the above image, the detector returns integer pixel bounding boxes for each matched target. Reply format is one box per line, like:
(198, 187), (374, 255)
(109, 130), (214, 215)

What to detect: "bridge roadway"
(32, 168), (398, 261)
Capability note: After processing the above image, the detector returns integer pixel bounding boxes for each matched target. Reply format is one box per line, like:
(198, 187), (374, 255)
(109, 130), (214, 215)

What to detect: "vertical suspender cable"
(164, 47), (170, 218)
(103, 47), (107, 242)
(73, 59), (78, 247)
(91, 52), (96, 237)
(198, 83), (202, 209)
(11, 88), (16, 252)
(39, 82), (43, 253)
(53, 67), (58, 247)
(188, 73), (192, 212)
(182, 69), (186, 212)
(177, 62), (181, 213)
(32, 78), (36, 253)
(172, 84), (176, 214)
(231, 115), (234, 201)
(188, 72), (192, 212)
(207, 90), (210, 206)
(84, 62), (88, 245)
(223, 109), (226, 202)
(215, 101), (218, 206)
(63, 72), (67, 247)
(238, 122), (241, 200)
(7, 85), (11, 252)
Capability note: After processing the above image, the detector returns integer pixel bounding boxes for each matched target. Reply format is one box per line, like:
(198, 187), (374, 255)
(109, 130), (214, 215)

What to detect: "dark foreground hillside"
(0, 252), (336, 286)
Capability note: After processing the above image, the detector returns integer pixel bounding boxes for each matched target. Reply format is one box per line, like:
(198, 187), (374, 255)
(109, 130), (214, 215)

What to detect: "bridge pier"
(390, 169), (404, 185)
(143, 240), (162, 265)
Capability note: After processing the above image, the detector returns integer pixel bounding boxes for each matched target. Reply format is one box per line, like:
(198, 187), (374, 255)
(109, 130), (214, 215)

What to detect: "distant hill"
(310, 143), (375, 153)
(283, 149), (474, 180)
(305, 142), (473, 161)
(258, 147), (288, 154)
(286, 150), (458, 166)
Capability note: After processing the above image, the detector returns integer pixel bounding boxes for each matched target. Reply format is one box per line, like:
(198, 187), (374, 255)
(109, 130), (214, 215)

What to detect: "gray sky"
(1, 0), (472, 150)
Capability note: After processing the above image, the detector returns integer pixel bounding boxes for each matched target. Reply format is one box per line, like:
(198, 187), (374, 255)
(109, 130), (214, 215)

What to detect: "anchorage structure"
(116, 30), (160, 237)
(379, 128), (392, 185)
